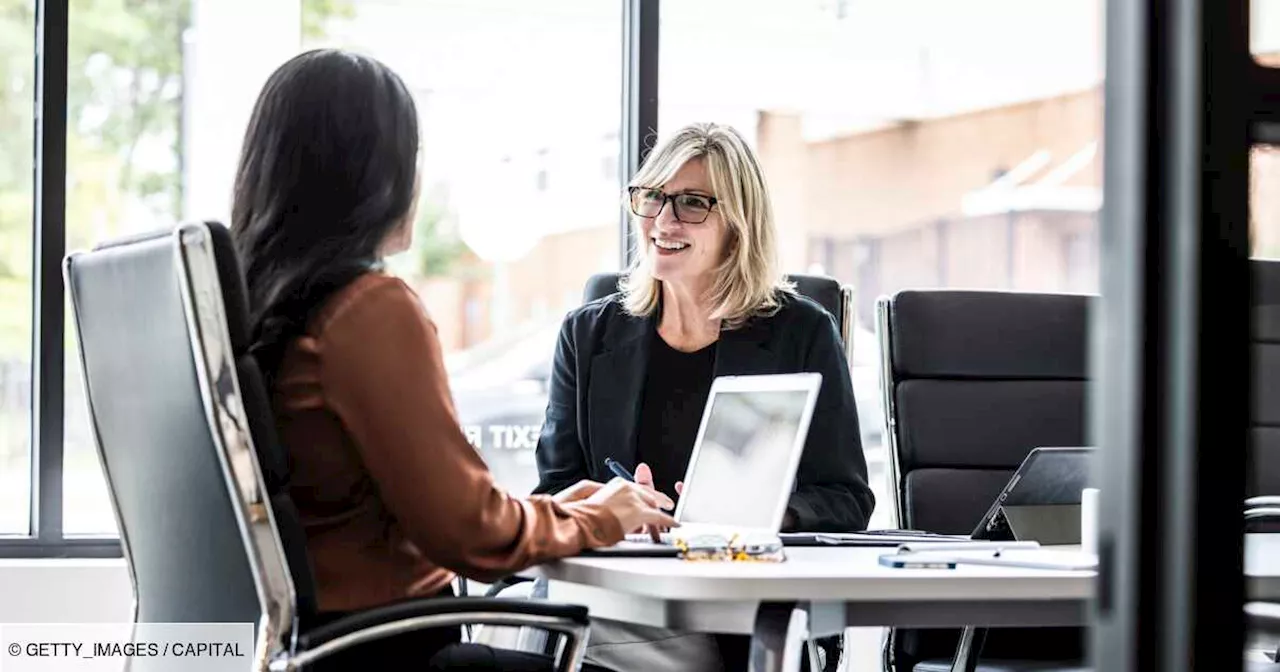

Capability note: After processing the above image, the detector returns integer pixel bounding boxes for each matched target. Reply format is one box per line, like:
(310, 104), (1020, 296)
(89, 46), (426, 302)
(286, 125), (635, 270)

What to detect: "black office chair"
(65, 221), (593, 671)
(877, 289), (1091, 672)
(582, 270), (853, 672)
(1245, 260), (1280, 670)
(583, 271), (855, 362)
(1252, 259), (1280, 512)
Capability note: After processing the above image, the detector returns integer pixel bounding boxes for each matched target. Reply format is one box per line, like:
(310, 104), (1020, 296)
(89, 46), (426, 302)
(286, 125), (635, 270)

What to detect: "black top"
(634, 334), (717, 501)
(532, 290), (876, 533)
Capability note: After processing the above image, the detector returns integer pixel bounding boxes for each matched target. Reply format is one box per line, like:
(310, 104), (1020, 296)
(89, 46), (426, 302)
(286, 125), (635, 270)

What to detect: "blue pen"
(605, 458), (636, 482)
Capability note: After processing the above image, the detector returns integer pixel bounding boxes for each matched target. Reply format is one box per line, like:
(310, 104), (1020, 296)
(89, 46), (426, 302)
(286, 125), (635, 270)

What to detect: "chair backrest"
(877, 289), (1091, 534)
(879, 265), (1280, 518)
(65, 227), (263, 630)
(173, 221), (318, 641)
(1253, 259), (1280, 497)
(582, 271), (853, 348)
(879, 273), (1280, 665)
(877, 288), (1092, 667)
(66, 222), (315, 667)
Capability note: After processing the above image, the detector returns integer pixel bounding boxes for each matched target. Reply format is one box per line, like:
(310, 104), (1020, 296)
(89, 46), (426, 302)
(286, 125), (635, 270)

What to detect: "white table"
(527, 535), (1280, 672)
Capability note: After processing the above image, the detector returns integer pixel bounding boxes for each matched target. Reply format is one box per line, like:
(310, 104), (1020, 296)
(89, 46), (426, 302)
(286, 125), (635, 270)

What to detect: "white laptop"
(613, 372), (823, 549)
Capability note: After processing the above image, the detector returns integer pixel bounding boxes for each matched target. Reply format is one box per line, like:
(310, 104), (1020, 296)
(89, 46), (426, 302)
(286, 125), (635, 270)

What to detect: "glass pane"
(62, 0), (198, 535)
(1256, 0), (1280, 64)
(308, 0), (624, 496)
(63, 0), (319, 534)
(661, 0), (1104, 534)
(60, 0), (623, 527)
(0, 0), (35, 535)
(1255, 145), (1280, 256)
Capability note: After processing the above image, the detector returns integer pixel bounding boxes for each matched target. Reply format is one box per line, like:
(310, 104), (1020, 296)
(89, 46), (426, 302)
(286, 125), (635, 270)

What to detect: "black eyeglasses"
(627, 187), (719, 224)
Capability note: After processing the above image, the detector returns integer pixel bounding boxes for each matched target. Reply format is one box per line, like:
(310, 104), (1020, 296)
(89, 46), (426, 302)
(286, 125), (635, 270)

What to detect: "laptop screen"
(676, 388), (813, 528)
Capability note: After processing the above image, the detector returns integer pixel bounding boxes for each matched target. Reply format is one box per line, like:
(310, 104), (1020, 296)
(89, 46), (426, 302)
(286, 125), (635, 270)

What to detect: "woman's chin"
(650, 266), (710, 289)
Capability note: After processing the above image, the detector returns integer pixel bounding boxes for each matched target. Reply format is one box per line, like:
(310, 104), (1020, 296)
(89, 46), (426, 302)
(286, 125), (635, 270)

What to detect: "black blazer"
(532, 290), (875, 532)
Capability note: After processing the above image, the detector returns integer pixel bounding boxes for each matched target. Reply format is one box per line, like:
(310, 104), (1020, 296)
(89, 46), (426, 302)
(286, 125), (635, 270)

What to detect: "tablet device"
(971, 447), (1095, 544)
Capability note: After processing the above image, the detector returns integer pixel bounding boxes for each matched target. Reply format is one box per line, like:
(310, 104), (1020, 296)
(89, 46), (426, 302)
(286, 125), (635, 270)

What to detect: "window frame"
(0, 0), (121, 560)
(1, 0), (660, 559)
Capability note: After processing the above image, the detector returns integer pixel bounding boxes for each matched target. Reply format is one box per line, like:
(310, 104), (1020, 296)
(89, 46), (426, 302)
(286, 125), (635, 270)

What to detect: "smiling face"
(634, 158), (728, 291)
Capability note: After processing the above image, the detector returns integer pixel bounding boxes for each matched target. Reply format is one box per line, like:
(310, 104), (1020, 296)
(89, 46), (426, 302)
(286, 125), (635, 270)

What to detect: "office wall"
(0, 560), (131, 623)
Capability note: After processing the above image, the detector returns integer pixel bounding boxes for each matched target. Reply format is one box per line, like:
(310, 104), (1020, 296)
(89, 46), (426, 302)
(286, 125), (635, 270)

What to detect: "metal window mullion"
(0, 537), (120, 559)
(619, 0), (658, 269)
(31, 0), (69, 545)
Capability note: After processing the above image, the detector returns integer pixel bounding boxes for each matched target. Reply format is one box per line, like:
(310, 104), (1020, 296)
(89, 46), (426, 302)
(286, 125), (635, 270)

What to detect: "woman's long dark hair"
(231, 49), (419, 383)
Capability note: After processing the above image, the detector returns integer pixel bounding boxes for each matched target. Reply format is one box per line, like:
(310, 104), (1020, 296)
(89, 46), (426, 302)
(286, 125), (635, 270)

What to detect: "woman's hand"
(634, 463), (675, 541)
(553, 480), (604, 504)
(587, 477), (678, 536)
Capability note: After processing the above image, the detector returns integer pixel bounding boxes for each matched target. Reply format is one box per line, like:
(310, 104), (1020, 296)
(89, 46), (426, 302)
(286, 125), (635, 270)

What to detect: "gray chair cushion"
(896, 380), (1087, 469)
(905, 469), (1014, 535)
(889, 291), (1090, 380)
(1255, 428), (1280, 498)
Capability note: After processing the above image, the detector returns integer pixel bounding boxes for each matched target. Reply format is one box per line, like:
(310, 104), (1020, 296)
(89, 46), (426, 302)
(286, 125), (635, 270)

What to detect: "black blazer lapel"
(586, 311), (653, 475)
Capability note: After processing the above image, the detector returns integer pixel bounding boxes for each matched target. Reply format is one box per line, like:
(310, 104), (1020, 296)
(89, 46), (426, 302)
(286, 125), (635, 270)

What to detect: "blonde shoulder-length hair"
(619, 122), (793, 329)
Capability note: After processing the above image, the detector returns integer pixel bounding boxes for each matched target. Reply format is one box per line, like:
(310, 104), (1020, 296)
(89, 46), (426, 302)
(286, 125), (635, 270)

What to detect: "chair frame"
(875, 296), (906, 530)
(67, 222), (591, 672)
(63, 251), (143, 641)
(871, 293), (991, 672)
(837, 285), (857, 369)
(874, 292), (1278, 672)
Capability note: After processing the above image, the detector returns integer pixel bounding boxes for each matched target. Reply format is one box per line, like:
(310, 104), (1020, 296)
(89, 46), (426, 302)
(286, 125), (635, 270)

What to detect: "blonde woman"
(533, 122), (874, 670)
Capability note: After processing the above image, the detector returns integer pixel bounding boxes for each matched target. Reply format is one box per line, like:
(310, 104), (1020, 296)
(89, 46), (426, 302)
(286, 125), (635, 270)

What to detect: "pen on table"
(605, 457), (636, 482)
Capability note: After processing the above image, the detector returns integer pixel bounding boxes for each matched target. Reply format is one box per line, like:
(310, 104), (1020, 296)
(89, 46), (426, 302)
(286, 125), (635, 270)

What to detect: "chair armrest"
(485, 574), (536, 597)
(1247, 602), (1280, 636)
(277, 598), (590, 672)
(1245, 504), (1280, 534)
(1245, 508), (1280, 522)
(1247, 497), (1280, 510)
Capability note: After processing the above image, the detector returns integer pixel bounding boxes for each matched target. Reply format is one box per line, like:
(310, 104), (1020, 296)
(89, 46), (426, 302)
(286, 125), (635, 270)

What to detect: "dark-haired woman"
(231, 48), (674, 670)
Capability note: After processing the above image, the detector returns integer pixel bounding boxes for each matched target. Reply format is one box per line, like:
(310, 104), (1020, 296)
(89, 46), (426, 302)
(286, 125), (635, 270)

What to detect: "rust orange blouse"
(273, 272), (623, 613)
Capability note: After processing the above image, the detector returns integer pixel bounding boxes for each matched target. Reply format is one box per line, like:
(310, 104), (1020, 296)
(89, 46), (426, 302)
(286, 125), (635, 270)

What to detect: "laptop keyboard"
(625, 533), (674, 545)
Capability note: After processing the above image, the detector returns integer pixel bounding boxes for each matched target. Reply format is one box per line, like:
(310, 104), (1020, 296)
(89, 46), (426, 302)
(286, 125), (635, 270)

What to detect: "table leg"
(750, 602), (808, 672)
(949, 626), (988, 672)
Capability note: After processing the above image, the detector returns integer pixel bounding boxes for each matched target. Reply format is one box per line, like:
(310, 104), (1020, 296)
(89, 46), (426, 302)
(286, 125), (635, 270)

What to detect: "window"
(311, 0), (624, 496)
(660, 0), (1104, 532)
(53, 0), (624, 534)
(3, 0), (628, 554)
(6, 0), (1108, 559)
(60, 0), (192, 535)
(1255, 145), (1280, 257)
(59, 0), (319, 535)
(0, 0), (35, 536)
(1256, 0), (1280, 64)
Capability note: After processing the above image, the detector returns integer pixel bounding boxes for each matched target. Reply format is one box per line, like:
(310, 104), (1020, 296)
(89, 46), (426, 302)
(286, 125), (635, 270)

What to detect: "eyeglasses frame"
(626, 186), (719, 224)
